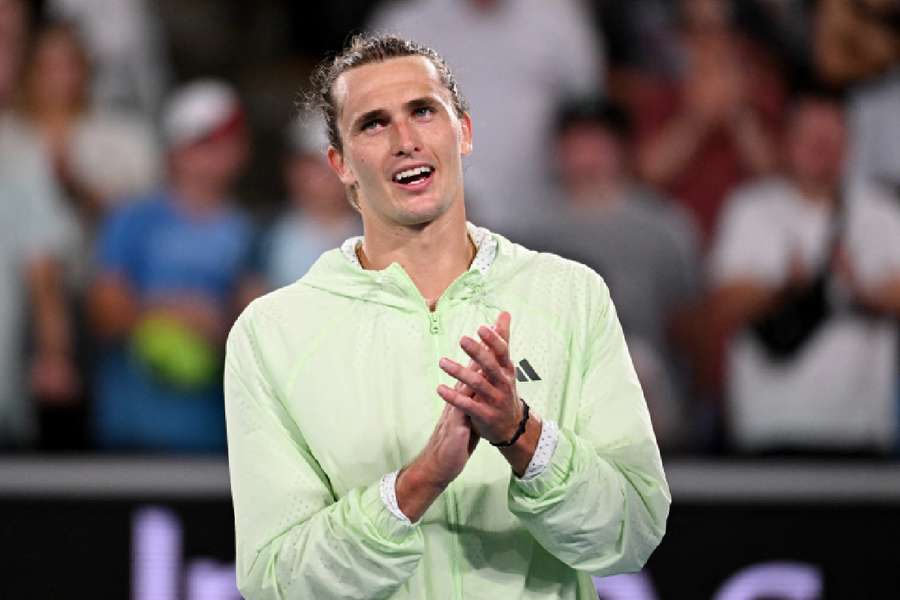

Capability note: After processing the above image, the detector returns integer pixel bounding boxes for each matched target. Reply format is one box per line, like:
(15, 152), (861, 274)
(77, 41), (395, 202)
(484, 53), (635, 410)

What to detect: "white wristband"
(519, 419), (560, 481)
(379, 469), (413, 525)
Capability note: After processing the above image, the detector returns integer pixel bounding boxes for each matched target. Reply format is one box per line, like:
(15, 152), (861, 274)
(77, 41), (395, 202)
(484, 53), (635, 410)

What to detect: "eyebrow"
(405, 97), (436, 112)
(351, 108), (387, 132)
(350, 96), (438, 132)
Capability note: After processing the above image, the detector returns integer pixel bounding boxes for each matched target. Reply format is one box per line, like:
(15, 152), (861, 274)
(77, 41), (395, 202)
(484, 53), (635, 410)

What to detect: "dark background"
(3, 487), (898, 598)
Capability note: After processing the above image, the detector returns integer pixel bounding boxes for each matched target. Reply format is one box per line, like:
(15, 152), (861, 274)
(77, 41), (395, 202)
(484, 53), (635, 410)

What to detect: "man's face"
(327, 56), (472, 227)
(557, 123), (625, 194)
(172, 126), (249, 192)
(785, 101), (846, 187)
(30, 30), (88, 108)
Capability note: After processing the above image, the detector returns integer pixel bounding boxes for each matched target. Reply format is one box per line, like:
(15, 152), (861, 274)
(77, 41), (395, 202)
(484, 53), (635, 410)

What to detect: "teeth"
(393, 166), (433, 182)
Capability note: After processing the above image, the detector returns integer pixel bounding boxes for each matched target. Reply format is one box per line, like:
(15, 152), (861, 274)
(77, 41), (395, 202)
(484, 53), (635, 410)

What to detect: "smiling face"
(327, 56), (472, 228)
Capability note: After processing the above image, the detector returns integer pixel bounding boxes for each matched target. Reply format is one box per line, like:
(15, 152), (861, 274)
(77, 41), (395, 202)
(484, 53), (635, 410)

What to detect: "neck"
(31, 102), (80, 122)
(568, 178), (626, 208)
(358, 203), (474, 309)
(171, 177), (228, 214)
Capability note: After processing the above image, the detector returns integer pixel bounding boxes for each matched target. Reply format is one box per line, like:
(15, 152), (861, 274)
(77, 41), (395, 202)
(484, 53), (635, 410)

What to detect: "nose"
(391, 120), (421, 156)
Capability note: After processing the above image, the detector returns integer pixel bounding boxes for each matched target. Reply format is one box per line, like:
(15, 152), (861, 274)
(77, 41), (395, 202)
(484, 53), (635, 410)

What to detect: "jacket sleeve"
(224, 306), (424, 599)
(507, 273), (671, 576)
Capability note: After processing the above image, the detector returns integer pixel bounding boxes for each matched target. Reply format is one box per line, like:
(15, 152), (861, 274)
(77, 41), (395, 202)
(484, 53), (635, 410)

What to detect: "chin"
(393, 195), (454, 225)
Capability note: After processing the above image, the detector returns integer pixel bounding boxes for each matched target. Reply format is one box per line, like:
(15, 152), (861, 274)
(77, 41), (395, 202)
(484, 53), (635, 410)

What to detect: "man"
(525, 97), (701, 450)
(89, 80), (262, 451)
(708, 91), (900, 452)
(224, 35), (669, 599)
(263, 114), (360, 289)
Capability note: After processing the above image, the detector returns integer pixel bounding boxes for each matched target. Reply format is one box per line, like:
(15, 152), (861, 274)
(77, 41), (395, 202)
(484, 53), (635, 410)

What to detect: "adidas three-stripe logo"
(515, 359), (541, 383)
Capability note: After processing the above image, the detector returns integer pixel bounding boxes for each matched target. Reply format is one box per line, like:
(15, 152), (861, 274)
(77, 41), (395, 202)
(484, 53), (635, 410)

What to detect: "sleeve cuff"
(517, 419), (560, 481)
(380, 470), (414, 525)
(509, 426), (575, 499)
(357, 476), (420, 544)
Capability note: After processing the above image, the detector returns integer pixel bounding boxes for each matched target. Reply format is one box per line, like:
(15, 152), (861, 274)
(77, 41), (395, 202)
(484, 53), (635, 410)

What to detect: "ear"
(327, 145), (357, 186)
(459, 112), (473, 156)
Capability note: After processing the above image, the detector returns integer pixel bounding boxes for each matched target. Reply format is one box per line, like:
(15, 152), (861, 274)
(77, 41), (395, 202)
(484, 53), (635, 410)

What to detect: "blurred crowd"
(1, 0), (898, 457)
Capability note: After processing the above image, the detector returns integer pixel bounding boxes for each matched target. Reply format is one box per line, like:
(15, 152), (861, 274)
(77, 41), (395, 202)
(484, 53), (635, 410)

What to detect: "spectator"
(11, 21), (162, 331)
(368, 0), (604, 238)
(16, 22), (160, 244)
(263, 114), (360, 290)
(11, 22), (162, 449)
(87, 80), (263, 452)
(634, 0), (785, 245)
(0, 0), (80, 448)
(707, 91), (900, 453)
(814, 0), (900, 189)
(524, 97), (702, 450)
(44, 0), (169, 116)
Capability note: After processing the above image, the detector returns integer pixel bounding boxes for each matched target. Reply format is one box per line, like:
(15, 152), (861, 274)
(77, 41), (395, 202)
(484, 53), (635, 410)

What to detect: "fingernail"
(439, 358), (449, 368)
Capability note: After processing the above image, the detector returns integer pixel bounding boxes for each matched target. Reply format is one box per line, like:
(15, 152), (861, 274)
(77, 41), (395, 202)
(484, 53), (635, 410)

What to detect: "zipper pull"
(428, 311), (441, 335)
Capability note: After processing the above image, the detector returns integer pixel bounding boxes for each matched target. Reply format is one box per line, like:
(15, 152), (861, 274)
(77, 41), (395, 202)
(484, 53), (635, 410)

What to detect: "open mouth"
(391, 165), (435, 189)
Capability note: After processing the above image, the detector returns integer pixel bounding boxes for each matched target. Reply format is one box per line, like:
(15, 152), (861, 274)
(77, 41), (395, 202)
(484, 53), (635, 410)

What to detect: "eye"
(413, 106), (435, 118)
(361, 118), (386, 132)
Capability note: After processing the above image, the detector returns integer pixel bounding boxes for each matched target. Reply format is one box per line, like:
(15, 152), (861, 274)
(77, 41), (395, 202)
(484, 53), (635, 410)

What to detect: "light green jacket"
(224, 226), (670, 599)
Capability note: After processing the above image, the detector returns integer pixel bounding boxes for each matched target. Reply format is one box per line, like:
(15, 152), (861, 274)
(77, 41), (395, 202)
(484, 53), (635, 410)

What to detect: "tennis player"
(224, 34), (669, 599)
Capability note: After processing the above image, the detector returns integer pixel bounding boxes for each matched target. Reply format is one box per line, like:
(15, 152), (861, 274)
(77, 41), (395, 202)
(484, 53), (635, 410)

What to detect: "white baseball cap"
(162, 79), (243, 149)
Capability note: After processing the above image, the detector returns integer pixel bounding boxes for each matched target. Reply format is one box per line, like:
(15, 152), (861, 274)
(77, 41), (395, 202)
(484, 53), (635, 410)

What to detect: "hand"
(395, 364), (481, 521)
(403, 355), (481, 486)
(148, 295), (226, 344)
(411, 403), (480, 489)
(436, 311), (524, 445)
(31, 351), (80, 406)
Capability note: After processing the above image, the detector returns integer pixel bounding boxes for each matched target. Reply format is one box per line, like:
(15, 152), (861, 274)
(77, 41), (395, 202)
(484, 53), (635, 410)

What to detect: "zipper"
(427, 310), (441, 335)
(445, 485), (465, 600)
(424, 300), (464, 598)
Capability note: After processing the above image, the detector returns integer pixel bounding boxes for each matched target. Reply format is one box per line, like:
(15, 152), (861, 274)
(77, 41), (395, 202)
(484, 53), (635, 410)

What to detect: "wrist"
(499, 413), (543, 478)
(490, 397), (529, 447)
(396, 459), (447, 524)
(402, 456), (450, 493)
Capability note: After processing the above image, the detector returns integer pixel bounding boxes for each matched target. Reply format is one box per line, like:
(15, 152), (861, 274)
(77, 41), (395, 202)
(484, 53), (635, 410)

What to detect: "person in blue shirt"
(263, 114), (361, 290)
(88, 80), (264, 451)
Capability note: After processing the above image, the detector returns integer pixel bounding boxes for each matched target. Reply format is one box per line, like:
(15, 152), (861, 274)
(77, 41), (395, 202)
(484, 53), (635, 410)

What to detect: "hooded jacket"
(224, 223), (670, 599)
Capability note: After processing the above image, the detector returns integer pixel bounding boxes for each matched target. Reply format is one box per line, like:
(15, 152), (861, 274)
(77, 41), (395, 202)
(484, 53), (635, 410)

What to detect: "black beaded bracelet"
(490, 398), (530, 448)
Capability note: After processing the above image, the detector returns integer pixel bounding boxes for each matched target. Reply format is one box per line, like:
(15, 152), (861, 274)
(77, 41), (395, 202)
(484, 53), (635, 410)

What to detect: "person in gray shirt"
(525, 97), (702, 450)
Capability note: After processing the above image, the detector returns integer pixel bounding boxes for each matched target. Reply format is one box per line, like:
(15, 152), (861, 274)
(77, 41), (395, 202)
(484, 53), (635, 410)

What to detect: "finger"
(437, 384), (489, 420)
(445, 403), (468, 424)
(439, 357), (498, 400)
(477, 325), (514, 370)
(494, 311), (511, 344)
(459, 336), (506, 385)
(453, 358), (480, 397)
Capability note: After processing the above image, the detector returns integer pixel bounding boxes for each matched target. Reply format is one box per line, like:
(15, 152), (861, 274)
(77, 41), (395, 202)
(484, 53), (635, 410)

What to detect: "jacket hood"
(298, 222), (534, 313)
